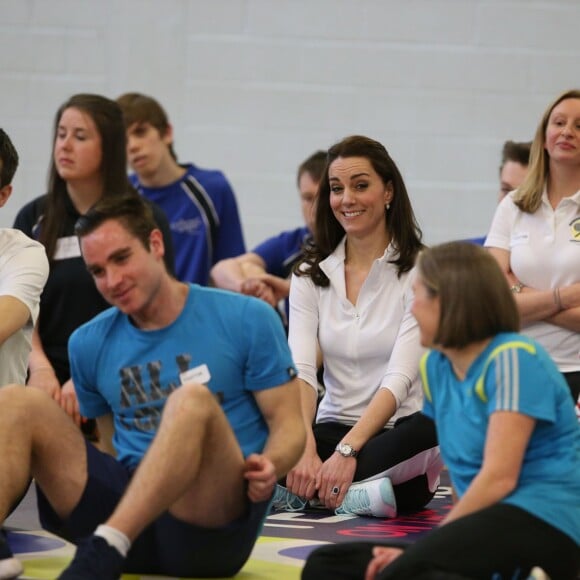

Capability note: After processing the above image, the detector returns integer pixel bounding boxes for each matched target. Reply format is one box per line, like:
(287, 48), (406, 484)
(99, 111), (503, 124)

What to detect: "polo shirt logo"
(569, 217), (580, 242)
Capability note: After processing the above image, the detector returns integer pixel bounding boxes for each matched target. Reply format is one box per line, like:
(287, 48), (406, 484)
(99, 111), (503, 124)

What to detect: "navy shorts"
(37, 441), (271, 577)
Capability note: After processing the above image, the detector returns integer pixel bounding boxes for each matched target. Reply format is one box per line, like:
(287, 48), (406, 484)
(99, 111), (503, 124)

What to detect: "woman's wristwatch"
(335, 442), (358, 457)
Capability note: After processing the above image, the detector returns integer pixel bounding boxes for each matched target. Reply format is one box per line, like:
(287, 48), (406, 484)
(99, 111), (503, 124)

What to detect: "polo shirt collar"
(541, 185), (580, 207)
(320, 236), (396, 279)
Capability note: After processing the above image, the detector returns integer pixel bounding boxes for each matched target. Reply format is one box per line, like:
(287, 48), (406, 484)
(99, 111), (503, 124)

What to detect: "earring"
(385, 203), (390, 211)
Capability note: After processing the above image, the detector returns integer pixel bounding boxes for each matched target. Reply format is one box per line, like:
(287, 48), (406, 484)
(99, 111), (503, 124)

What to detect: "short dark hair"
(500, 140), (531, 172)
(296, 150), (327, 186)
(0, 128), (19, 188)
(75, 194), (156, 252)
(417, 242), (519, 348)
(116, 92), (177, 161)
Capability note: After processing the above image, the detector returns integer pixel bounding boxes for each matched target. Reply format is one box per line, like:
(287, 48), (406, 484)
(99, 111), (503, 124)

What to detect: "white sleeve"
(484, 194), (517, 250)
(378, 271), (424, 408)
(288, 272), (319, 394)
(0, 234), (49, 324)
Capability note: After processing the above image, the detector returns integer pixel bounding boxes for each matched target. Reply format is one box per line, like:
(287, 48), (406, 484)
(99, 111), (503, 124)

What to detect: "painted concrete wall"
(2, 0), (578, 247)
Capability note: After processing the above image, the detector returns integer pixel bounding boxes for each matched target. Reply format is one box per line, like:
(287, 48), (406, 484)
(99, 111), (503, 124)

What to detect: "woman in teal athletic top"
(302, 241), (579, 580)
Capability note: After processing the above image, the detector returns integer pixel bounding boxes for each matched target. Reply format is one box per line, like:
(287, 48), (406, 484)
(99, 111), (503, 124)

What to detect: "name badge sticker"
(53, 236), (82, 260)
(180, 364), (211, 386)
(509, 232), (529, 247)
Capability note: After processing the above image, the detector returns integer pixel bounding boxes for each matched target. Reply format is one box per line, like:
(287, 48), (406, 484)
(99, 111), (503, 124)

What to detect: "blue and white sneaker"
(335, 477), (397, 518)
(0, 530), (23, 580)
(58, 535), (124, 579)
(270, 484), (308, 512)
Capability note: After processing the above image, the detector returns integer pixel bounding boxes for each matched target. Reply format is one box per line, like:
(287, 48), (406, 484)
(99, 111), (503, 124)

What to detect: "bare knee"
(164, 383), (219, 421)
(0, 384), (53, 420)
(0, 383), (27, 399)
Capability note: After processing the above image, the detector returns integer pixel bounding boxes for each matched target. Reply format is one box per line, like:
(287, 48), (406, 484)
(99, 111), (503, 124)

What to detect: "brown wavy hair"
(295, 135), (423, 286)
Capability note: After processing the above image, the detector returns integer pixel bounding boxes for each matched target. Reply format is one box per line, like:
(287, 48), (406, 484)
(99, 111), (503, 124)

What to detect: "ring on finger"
(331, 486), (340, 495)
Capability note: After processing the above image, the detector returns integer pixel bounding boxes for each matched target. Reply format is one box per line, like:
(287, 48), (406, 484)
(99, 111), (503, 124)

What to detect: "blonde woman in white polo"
(486, 89), (580, 403)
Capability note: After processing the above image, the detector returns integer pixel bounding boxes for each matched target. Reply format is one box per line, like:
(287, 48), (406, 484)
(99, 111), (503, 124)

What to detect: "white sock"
(94, 524), (131, 558)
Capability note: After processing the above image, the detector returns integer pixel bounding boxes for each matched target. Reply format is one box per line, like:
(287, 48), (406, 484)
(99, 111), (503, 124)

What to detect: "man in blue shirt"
(211, 150), (326, 321)
(0, 194), (305, 579)
(117, 92), (246, 285)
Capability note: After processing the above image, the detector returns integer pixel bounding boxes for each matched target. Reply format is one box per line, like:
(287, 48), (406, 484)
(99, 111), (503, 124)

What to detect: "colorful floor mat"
(9, 532), (305, 580)
(263, 484), (452, 546)
(8, 482), (452, 579)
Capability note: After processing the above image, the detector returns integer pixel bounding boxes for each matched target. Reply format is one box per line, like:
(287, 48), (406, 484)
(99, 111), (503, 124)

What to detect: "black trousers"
(302, 503), (579, 580)
(311, 412), (441, 513)
(563, 371), (580, 403)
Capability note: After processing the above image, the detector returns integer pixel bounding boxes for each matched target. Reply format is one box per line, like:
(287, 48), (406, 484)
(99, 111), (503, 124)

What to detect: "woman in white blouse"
(274, 136), (442, 518)
(486, 89), (580, 404)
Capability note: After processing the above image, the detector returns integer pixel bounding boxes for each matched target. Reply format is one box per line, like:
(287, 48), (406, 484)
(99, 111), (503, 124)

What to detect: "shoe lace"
(337, 487), (370, 514)
(271, 486), (306, 512)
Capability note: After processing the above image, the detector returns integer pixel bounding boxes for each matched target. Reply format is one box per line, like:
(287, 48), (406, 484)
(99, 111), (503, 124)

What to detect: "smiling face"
(53, 107), (103, 185)
(81, 218), (165, 321)
(328, 156), (393, 240)
(544, 97), (580, 166)
(411, 274), (440, 348)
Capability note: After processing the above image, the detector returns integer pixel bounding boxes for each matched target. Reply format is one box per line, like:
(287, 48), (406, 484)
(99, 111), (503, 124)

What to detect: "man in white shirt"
(0, 128), (49, 579)
(0, 129), (49, 386)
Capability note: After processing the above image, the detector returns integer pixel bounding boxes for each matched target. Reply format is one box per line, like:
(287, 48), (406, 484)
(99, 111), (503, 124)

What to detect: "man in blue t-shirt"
(211, 150), (326, 322)
(116, 92), (246, 286)
(0, 195), (305, 580)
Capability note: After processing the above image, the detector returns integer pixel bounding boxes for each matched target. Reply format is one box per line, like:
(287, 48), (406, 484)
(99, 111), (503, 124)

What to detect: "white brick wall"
(1, 0), (578, 247)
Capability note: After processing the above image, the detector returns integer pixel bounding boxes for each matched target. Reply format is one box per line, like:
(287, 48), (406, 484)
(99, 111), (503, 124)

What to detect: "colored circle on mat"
(8, 532), (66, 554)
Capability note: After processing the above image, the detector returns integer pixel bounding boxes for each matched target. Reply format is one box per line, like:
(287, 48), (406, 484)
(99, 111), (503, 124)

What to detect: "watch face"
(335, 442), (357, 457)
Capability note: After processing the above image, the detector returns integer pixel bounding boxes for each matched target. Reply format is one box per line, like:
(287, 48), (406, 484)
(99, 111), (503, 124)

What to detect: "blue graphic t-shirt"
(421, 332), (580, 545)
(69, 284), (296, 469)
